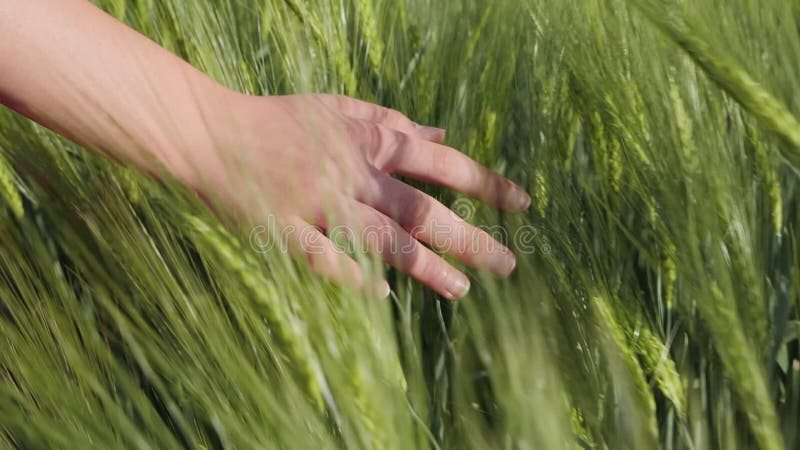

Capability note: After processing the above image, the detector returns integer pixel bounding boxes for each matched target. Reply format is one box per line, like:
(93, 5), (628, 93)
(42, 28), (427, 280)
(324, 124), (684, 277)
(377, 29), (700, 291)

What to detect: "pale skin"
(0, 0), (531, 300)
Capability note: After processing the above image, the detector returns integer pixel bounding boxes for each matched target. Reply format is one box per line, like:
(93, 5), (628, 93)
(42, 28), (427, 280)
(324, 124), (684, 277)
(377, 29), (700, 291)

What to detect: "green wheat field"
(2, 0), (800, 449)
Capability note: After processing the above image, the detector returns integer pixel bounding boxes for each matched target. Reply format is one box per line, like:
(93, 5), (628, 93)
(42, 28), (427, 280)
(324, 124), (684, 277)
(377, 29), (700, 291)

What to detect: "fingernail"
(508, 188), (531, 211)
(416, 124), (446, 142)
(443, 272), (470, 300)
(376, 280), (391, 298)
(490, 249), (517, 277)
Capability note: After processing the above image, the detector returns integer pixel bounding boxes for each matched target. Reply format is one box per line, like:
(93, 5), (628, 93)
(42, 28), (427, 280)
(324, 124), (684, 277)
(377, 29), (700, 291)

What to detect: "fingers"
(319, 96), (530, 212)
(283, 216), (390, 298)
(360, 123), (531, 212)
(316, 94), (446, 143)
(359, 172), (517, 278)
(329, 199), (471, 300)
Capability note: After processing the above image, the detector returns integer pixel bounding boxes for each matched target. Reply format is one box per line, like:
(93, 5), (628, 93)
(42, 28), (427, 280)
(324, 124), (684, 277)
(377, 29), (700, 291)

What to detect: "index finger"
(366, 124), (531, 212)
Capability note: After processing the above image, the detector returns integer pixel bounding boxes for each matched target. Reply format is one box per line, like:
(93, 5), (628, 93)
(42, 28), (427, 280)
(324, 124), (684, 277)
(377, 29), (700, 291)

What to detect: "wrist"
(167, 85), (263, 205)
(156, 81), (242, 186)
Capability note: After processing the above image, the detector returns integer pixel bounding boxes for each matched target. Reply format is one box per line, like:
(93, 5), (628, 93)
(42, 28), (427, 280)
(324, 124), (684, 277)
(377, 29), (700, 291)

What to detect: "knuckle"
(432, 148), (450, 174)
(371, 105), (391, 123)
(368, 128), (409, 171)
(398, 193), (431, 230)
(386, 110), (414, 130)
(362, 215), (394, 252)
(345, 119), (375, 146)
(412, 253), (443, 283)
(332, 94), (350, 110)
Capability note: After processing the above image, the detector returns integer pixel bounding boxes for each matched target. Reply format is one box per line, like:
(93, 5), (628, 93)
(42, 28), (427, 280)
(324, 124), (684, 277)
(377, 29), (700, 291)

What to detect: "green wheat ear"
(355, 0), (385, 75)
(181, 213), (327, 411)
(634, 328), (686, 417)
(590, 294), (658, 445)
(630, 0), (800, 163)
(0, 151), (23, 219)
(746, 124), (783, 237)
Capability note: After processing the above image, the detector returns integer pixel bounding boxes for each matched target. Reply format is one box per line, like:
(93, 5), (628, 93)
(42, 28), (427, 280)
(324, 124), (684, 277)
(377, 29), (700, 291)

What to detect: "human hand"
(0, 0), (529, 300)
(191, 93), (531, 300)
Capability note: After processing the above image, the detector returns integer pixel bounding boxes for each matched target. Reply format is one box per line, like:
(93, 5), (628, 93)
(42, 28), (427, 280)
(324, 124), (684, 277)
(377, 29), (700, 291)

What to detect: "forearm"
(0, 0), (235, 182)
